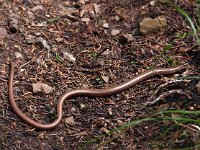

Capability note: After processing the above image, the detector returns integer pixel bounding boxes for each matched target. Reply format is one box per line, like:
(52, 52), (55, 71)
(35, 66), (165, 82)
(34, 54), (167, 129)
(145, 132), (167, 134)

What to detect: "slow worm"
(8, 61), (186, 129)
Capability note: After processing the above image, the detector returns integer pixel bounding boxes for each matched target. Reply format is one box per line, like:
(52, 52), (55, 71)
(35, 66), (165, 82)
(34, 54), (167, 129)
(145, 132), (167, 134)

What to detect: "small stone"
(64, 116), (75, 126)
(114, 15), (120, 21)
(14, 52), (23, 59)
(139, 16), (167, 35)
(71, 107), (76, 112)
(35, 32), (41, 36)
(196, 81), (200, 95)
(80, 103), (86, 109)
(101, 49), (110, 56)
(0, 28), (7, 40)
(102, 23), (109, 28)
(123, 34), (134, 42)
(108, 107), (112, 115)
(14, 45), (21, 51)
(32, 82), (53, 94)
(189, 106), (194, 111)
(149, 1), (155, 6)
(55, 37), (63, 43)
(63, 52), (76, 62)
(101, 75), (109, 83)
(111, 29), (120, 36)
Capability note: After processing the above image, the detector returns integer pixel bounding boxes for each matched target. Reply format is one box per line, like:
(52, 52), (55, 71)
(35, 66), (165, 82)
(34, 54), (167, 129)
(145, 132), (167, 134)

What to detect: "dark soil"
(0, 0), (200, 149)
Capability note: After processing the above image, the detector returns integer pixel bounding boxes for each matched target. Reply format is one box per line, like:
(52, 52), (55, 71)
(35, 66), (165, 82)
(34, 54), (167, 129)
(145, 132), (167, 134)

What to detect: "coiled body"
(8, 61), (185, 129)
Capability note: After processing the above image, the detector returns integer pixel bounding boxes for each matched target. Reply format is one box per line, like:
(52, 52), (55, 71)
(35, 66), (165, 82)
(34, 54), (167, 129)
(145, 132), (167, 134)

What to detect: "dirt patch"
(0, 0), (200, 149)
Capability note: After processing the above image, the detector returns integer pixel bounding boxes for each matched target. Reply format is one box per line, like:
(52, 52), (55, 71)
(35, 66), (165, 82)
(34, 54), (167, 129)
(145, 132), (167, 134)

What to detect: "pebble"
(34, 32), (41, 36)
(63, 51), (76, 62)
(55, 37), (63, 43)
(80, 103), (86, 109)
(70, 107), (76, 112)
(32, 82), (54, 94)
(101, 49), (110, 56)
(64, 116), (75, 126)
(123, 34), (134, 42)
(101, 75), (109, 83)
(139, 16), (167, 35)
(14, 52), (23, 59)
(114, 15), (120, 21)
(102, 23), (109, 28)
(108, 107), (112, 115)
(111, 29), (120, 36)
(149, 1), (155, 6)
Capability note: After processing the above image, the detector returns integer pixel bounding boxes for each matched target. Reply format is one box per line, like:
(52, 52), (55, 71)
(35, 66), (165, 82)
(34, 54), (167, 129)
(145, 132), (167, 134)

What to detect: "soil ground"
(0, 0), (200, 149)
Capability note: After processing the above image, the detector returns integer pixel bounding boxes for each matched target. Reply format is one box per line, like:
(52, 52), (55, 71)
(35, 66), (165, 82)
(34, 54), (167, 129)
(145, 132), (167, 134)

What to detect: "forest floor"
(0, 0), (200, 149)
